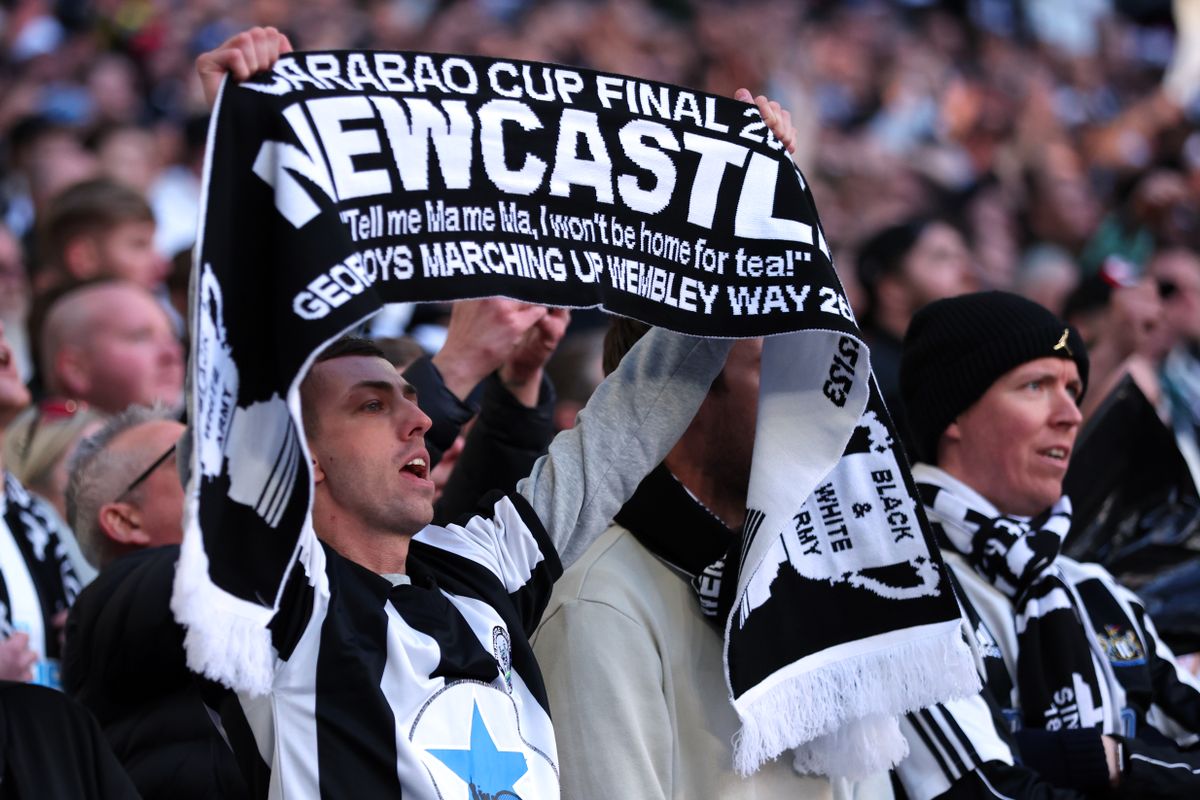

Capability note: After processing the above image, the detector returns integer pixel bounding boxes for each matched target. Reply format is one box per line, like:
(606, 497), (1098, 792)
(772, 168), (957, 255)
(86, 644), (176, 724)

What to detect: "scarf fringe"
(732, 622), (979, 779)
(171, 523), (276, 696)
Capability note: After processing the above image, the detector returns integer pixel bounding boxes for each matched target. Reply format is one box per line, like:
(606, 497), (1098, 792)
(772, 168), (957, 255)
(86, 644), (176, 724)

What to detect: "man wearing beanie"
(893, 291), (1200, 799)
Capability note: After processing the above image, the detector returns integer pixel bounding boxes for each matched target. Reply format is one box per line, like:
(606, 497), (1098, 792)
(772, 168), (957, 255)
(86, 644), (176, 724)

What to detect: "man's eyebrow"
(348, 379), (400, 395)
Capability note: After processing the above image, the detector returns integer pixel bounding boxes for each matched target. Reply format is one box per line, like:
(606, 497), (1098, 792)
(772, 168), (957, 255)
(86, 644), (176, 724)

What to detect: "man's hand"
(432, 299), (551, 401)
(1102, 734), (1122, 787)
(500, 308), (570, 407)
(735, 88), (797, 154)
(197, 26), (293, 108)
(0, 633), (37, 682)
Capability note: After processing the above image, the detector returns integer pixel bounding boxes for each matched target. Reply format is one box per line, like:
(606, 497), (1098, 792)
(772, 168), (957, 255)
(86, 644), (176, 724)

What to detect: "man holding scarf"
(532, 318), (892, 798)
(894, 291), (1200, 799)
(182, 29), (843, 800)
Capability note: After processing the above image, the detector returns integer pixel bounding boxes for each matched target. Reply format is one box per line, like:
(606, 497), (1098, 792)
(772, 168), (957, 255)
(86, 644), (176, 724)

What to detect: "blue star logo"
(428, 701), (528, 796)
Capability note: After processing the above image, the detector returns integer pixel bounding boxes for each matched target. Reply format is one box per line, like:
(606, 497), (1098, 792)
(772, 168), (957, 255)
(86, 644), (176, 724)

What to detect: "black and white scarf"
(173, 50), (977, 779)
(916, 466), (1110, 734)
(0, 473), (80, 659)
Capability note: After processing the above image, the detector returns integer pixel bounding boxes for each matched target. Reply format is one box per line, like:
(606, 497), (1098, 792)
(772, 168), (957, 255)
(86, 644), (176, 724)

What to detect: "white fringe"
(171, 520), (277, 696)
(732, 624), (980, 779)
(792, 714), (906, 779)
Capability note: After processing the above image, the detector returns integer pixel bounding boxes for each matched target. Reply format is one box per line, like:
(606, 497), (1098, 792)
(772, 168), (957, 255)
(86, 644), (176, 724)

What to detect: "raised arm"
(518, 329), (731, 568)
(196, 27), (292, 108)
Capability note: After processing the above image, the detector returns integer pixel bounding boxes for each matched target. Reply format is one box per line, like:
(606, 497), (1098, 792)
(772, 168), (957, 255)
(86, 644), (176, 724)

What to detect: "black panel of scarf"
(614, 464), (741, 626)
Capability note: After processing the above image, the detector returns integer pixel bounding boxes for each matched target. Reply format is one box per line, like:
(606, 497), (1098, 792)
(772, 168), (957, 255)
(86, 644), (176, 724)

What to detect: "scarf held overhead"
(173, 50), (977, 778)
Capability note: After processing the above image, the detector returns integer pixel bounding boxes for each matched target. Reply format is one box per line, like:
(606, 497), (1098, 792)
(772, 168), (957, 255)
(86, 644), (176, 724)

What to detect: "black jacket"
(61, 546), (247, 800)
(0, 681), (139, 799)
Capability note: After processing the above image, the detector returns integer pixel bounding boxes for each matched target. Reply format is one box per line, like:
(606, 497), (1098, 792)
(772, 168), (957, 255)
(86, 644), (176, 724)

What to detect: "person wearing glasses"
(61, 404), (249, 800)
(1149, 247), (1200, 475)
(0, 321), (83, 685)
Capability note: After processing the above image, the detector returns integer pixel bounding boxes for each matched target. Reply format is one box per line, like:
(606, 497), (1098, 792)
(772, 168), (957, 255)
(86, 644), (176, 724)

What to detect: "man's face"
(693, 337), (762, 510)
(303, 355), (435, 541)
(1151, 250), (1200, 344)
(1109, 278), (1163, 357)
(113, 419), (187, 546)
(0, 322), (31, 426)
(96, 221), (167, 290)
(70, 286), (184, 413)
(941, 357), (1083, 517)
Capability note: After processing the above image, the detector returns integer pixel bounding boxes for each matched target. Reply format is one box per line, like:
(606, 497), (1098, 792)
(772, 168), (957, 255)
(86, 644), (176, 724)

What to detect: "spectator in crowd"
(65, 406), (184, 570)
(62, 405), (247, 800)
(0, 322), (81, 684)
(854, 216), (973, 439)
(2, 398), (105, 584)
(893, 291), (1200, 798)
(58, 294), (565, 798)
(178, 27), (801, 798)
(1150, 246), (1200, 473)
(37, 177), (167, 293)
(1062, 257), (1165, 419)
(38, 280), (184, 415)
(532, 318), (892, 799)
(199, 323), (729, 797)
(3, 400), (105, 526)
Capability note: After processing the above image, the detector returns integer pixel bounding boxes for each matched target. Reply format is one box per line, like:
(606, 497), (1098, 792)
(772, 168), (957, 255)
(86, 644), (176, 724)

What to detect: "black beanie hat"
(899, 291), (1089, 464)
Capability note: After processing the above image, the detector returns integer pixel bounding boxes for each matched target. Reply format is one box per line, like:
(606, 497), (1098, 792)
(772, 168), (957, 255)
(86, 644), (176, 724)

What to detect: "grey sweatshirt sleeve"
(517, 328), (732, 569)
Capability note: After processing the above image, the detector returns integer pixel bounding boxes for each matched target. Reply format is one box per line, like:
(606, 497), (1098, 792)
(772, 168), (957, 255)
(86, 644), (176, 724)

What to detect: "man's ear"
(309, 450), (326, 485)
(62, 236), (101, 280)
(98, 501), (153, 547)
(934, 420), (962, 466)
(55, 345), (91, 397)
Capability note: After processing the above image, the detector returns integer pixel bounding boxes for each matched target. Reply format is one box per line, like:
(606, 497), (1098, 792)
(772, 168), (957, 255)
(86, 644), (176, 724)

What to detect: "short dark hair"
(856, 217), (935, 326)
(302, 336), (389, 434)
(601, 317), (650, 377)
(314, 335), (386, 364)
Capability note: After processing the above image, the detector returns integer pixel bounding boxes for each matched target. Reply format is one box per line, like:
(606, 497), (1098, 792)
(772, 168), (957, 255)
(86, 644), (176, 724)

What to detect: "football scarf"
(916, 467), (1110, 736)
(0, 473), (80, 659)
(173, 50), (976, 778)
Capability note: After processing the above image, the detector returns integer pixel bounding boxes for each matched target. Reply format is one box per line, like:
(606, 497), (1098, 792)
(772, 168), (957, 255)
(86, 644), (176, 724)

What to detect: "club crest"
(493, 626), (513, 693)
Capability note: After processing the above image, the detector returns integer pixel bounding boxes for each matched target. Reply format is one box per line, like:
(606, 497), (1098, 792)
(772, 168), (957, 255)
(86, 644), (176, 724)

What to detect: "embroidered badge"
(1053, 329), (1072, 356)
(492, 626), (513, 693)
(1096, 624), (1146, 666)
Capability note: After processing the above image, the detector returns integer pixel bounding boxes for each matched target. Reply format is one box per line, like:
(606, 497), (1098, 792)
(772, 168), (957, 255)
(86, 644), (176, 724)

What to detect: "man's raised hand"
(501, 308), (571, 407)
(735, 88), (797, 154)
(197, 26), (293, 108)
(432, 299), (552, 402)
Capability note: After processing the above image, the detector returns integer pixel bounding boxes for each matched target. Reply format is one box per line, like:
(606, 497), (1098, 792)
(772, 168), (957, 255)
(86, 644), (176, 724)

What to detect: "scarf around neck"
(913, 464), (1113, 735)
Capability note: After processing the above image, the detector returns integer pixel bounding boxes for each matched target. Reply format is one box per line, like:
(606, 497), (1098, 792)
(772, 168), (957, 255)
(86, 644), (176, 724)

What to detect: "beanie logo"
(1053, 329), (1072, 357)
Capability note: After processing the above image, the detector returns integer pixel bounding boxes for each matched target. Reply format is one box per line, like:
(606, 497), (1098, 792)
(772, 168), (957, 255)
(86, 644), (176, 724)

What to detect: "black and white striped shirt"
(225, 493), (562, 798)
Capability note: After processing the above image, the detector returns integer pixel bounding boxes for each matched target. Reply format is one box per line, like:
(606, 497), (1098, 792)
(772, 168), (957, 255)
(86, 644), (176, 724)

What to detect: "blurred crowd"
(4, 0), (1200, 796)
(5, 0), (1200, 426)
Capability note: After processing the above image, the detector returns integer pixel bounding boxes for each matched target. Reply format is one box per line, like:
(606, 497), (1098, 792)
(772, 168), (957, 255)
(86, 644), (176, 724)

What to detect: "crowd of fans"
(3, 0), (1200, 798)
